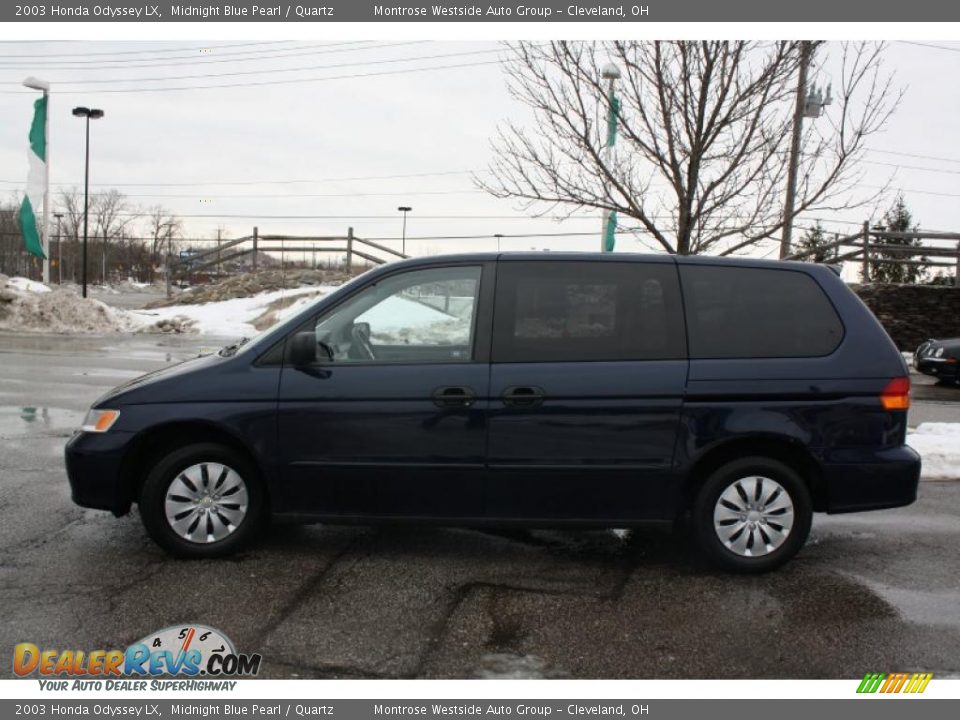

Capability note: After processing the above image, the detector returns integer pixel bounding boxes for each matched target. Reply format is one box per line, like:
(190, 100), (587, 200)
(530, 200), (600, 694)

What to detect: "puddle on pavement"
(0, 331), (233, 365)
(0, 406), (84, 438)
(849, 575), (960, 629)
(818, 511), (960, 534)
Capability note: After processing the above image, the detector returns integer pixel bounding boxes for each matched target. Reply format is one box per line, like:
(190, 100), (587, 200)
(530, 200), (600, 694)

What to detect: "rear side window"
(492, 261), (685, 363)
(680, 265), (843, 359)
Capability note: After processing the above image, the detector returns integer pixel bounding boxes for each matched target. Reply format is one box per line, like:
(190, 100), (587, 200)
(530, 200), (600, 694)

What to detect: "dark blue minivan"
(65, 253), (920, 572)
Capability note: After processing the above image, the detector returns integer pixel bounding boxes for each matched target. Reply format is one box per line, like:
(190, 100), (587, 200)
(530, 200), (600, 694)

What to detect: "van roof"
(381, 251), (826, 272)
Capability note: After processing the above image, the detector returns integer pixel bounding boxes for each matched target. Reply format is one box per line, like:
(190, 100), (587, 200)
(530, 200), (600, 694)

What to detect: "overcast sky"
(2, 39), (960, 263)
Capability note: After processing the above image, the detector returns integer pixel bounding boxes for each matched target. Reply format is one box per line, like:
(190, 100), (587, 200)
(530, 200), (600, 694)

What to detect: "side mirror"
(288, 332), (318, 366)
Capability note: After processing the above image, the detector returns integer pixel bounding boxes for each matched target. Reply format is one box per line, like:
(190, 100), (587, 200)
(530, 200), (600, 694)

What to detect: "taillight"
(881, 377), (911, 411)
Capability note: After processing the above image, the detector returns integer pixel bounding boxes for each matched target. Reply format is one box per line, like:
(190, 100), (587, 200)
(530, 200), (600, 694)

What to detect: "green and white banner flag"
(19, 96), (47, 259)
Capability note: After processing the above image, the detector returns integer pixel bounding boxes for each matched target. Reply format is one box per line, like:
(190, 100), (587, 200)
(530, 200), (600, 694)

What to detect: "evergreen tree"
(869, 194), (925, 283)
(797, 221), (832, 263)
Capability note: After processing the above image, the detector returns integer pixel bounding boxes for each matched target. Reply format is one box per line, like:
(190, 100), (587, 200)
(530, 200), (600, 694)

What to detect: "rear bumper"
(820, 445), (921, 513)
(64, 430), (134, 516)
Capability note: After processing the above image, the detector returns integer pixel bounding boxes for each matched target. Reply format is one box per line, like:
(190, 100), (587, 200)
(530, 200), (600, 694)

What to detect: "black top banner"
(4, 0), (960, 22)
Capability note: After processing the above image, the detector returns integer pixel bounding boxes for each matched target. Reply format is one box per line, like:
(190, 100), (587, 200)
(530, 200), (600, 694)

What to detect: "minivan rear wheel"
(139, 443), (264, 558)
(692, 456), (812, 573)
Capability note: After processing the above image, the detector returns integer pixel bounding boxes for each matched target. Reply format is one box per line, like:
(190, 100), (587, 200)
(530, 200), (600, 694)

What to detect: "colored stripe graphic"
(857, 672), (932, 693)
(857, 673), (885, 693)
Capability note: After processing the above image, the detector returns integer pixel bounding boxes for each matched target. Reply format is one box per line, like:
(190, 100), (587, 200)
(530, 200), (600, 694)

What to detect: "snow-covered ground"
(130, 285), (334, 336)
(907, 423), (960, 481)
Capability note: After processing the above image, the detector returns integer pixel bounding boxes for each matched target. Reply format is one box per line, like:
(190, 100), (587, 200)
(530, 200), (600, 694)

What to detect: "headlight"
(81, 409), (120, 433)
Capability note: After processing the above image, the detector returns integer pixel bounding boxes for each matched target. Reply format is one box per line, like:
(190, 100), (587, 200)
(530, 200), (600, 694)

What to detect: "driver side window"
(313, 266), (482, 364)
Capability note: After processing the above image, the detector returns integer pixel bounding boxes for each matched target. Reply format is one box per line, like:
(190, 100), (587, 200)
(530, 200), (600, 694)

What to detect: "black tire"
(692, 456), (812, 573)
(139, 442), (265, 558)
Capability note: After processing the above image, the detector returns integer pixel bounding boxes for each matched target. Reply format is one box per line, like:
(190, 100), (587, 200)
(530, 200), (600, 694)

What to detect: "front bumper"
(64, 430), (136, 516)
(820, 445), (921, 513)
(916, 358), (960, 381)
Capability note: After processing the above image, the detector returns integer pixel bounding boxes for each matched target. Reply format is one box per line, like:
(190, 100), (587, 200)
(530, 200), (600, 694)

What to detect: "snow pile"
(7, 276), (51, 294)
(90, 284), (121, 295)
(0, 271), (337, 337)
(908, 423), (960, 481)
(116, 278), (155, 291)
(146, 268), (354, 308)
(0, 274), (132, 334)
(133, 286), (475, 342)
(130, 285), (335, 337)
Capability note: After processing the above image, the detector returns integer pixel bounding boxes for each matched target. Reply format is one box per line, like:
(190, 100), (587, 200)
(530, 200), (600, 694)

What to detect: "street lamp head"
(22, 76), (50, 92)
(398, 206), (412, 213)
(601, 63), (621, 80)
(73, 107), (104, 119)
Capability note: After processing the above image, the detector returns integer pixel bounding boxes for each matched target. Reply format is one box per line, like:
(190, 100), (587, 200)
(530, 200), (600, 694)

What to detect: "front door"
(486, 259), (688, 521)
(277, 263), (493, 519)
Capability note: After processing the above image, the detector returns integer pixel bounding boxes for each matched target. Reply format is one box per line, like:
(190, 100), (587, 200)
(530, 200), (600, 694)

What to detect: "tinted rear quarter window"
(493, 261), (685, 362)
(680, 265), (843, 359)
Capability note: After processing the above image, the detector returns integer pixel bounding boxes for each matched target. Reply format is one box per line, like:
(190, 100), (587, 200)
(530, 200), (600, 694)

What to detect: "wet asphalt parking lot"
(0, 331), (959, 679)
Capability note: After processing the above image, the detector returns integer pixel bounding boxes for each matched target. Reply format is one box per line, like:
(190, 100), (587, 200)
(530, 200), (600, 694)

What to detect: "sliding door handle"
(501, 386), (545, 407)
(432, 386), (476, 407)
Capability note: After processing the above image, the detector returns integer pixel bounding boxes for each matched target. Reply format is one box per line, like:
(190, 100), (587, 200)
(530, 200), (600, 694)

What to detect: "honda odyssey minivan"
(65, 253), (920, 572)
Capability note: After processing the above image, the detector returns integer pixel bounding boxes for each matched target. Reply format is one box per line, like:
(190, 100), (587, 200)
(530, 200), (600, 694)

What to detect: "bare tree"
(58, 187), (84, 244)
(145, 205), (182, 269)
(0, 198), (22, 276)
(91, 189), (137, 283)
(481, 41), (900, 255)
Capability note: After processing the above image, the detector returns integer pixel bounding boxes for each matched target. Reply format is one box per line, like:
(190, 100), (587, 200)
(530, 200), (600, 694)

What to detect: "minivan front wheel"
(692, 457), (812, 573)
(139, 443), (264, 558)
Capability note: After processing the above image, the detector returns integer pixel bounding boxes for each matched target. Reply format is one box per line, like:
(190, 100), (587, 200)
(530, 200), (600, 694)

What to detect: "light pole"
(22, 77), (50, 284)
(53, 212), (63, 284)
(397, 206), (412, 257)
(494, 233), (504, 252)
(600, 63), (620, 253)
(71, 106), (104, 298)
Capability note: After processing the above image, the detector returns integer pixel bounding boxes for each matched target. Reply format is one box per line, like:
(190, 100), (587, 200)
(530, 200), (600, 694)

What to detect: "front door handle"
(501, 386), (545, 407)
(432, 386), (476, 408)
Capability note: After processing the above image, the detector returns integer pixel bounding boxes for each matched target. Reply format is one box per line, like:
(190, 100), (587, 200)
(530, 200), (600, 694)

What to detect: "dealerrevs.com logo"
(13, 624), (261, 688)
(857, 672), (934, 694)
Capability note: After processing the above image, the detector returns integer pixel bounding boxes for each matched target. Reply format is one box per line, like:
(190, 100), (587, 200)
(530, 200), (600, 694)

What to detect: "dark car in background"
(915, 338), (960, 385)
(65, 253), (920, 573)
